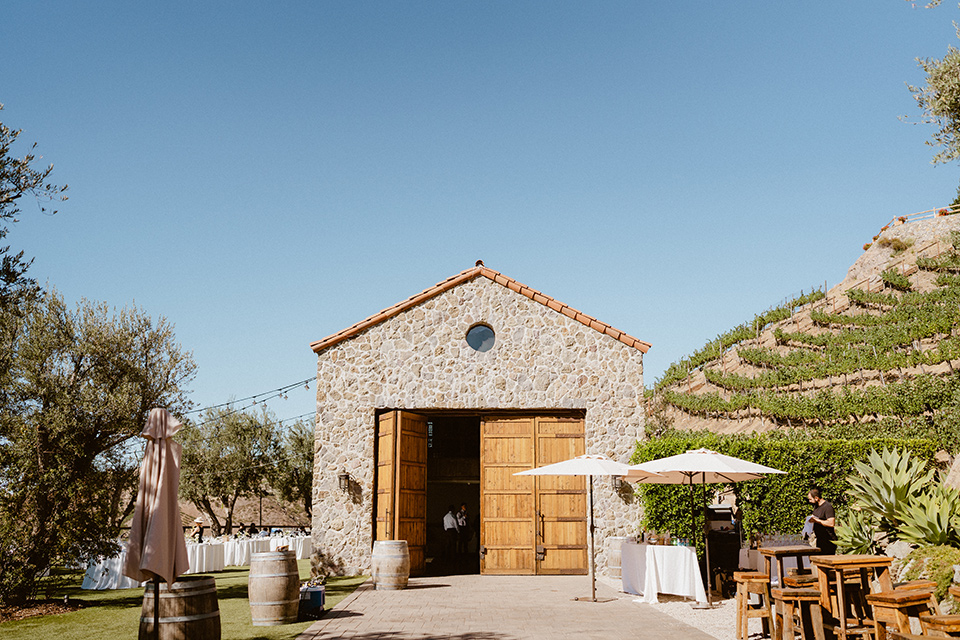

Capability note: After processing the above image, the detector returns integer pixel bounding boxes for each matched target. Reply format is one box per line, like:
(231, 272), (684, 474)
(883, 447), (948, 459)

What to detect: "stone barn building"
(310, 263), (650, 577)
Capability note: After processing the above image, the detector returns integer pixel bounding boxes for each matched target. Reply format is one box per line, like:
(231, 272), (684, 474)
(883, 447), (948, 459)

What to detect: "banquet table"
(270, 535), (313, 559)
(221, 536), (311, 566)
(82, 545), (143, 590)
(184, 541), (226, 574)
(621, 541), (707, 604)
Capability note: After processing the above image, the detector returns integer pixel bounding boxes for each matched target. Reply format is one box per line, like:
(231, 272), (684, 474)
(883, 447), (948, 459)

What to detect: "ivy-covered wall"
(632, 431), (938, 555)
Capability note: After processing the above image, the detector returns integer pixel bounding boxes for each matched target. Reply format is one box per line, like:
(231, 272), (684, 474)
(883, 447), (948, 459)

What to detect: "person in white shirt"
(442, 505), (459, 562)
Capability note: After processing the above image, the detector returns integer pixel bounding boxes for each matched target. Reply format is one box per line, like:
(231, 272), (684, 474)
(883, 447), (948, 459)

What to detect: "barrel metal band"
(251, 572), (299, 578)
(251, 599), (301, 606)
(151, 587), (219, 598)
(141, 611), (221, 624)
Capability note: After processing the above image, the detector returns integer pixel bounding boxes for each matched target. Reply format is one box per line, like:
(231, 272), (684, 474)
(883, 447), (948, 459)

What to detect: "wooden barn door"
(479, 416), (586, 575)
(374, 410), (428, 575)
(535, 417), (587, 575)
(480, 417), (537, 574)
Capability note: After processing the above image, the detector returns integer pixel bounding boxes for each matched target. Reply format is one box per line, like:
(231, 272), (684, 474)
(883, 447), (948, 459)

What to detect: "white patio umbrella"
(623, 448), (784, 607)
(123, 408), (190, 639)
(515, 454), (662, 602)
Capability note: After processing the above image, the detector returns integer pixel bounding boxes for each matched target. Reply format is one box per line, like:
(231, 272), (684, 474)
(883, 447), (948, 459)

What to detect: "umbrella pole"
(702, 473), (713, 607)
(154, 576), (160, 640)
(588, 475), (596, 602)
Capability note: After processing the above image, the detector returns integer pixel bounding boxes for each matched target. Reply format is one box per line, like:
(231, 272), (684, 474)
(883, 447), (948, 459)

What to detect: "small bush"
(881, 268), (912, 291)
(875, 237), (913, 254)
(901, 545), (960, 600)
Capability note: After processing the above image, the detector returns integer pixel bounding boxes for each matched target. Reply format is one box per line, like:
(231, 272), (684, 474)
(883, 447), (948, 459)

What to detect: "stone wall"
(311, 275), (646, 575)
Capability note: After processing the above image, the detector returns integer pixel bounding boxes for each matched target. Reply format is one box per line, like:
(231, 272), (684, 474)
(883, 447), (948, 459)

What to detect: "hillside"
(649, 207), (960, 449)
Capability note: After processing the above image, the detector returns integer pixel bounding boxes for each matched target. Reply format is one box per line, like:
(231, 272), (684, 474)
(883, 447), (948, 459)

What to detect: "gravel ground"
(597, 575), (766, 640)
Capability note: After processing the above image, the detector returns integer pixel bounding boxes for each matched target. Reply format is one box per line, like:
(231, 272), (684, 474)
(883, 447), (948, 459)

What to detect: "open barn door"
(374, 410), (428, 575)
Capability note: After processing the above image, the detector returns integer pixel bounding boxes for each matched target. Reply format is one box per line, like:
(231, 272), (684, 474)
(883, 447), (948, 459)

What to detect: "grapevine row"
(663, 373), (959, 423)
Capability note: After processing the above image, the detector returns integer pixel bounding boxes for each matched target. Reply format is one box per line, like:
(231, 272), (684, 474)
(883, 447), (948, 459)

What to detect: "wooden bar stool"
(865, 589), (938, 640)
(736, 571), (774, 639)
(919, 614), (960, 637)
(772, 587), (827, 640)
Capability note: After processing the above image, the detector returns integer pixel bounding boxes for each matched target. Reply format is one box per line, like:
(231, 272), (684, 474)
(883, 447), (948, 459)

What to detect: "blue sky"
(4, 1), (959, 421)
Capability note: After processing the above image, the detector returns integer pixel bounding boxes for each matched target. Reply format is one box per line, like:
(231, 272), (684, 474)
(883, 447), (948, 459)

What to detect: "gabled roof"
(310, 263), (652, 354)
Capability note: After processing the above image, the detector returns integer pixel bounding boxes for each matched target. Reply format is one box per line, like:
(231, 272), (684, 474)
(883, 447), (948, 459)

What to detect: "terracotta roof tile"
(309, 264), (651, 354)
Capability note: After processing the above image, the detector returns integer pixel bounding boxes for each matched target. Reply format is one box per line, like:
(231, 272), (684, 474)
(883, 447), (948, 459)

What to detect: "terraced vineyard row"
(654, 228), (960, 428)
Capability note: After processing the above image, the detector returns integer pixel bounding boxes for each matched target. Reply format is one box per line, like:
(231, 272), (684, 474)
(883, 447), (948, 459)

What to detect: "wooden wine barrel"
(606, 536), (629, 578)
(139, 575), (221, 640)
(249, 550), (300, 626)
(371, 540), (410, 590)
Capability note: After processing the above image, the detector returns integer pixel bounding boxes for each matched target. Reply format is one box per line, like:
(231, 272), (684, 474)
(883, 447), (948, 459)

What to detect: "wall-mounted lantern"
(611, 476), (624, 492)
(338, 472), (350, 492)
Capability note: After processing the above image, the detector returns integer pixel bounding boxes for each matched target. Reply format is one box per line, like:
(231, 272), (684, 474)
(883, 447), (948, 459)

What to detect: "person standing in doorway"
(442, 505), (459, 562)
(456, 503), (470, 555)
(807, 488), (836, 555)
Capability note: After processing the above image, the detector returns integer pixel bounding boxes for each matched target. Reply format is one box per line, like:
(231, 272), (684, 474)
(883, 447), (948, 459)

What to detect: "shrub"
(631, 431), (937, 557)
(901, 545), (960, 600)
(881, 268), (913, 291)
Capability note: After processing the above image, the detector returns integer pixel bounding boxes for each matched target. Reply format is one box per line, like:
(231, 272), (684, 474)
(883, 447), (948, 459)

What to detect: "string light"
(182, 376), (314, 415)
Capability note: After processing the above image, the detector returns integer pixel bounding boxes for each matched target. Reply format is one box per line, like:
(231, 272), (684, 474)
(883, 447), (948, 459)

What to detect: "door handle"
(536, 545), (546, 561)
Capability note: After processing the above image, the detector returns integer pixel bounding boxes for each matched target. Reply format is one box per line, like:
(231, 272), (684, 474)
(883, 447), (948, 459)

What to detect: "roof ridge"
(309, 265), (650, 354)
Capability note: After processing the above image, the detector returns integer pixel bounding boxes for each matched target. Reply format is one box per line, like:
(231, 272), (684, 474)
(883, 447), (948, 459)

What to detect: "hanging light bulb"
(304, 381), (310, 390)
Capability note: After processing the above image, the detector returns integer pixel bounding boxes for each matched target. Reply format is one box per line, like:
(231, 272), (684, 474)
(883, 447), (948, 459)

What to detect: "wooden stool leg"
(781, 600), (795, 640)
(762, 584), (773, 638)
(809, 602), (827, 640)
(734, 584), (745, 640)
(874, 618), (887, 640)
(774, 599), (784, 640)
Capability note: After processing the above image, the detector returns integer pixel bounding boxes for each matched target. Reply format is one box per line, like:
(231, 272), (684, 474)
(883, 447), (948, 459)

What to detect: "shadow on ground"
(311, 633), (517, 640)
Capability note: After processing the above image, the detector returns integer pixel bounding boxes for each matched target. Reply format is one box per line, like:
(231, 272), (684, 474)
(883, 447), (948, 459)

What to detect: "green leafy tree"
(906, 9), (960, 192)
(179, 407), (279, 536)
(0, 290), (195, 604)
(268, 419), (315, 519)
(0, 103), (67, 307)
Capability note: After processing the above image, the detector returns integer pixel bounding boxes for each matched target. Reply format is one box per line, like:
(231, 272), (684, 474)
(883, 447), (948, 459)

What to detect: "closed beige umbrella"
(123, 408), (190, 637)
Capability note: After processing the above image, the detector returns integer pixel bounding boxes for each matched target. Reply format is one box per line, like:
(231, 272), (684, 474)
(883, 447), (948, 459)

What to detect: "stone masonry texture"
(311, 274), (646, 575)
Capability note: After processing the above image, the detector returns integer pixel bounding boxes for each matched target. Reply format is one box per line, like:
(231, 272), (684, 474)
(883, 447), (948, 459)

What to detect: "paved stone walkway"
(297, 575), (718, 640)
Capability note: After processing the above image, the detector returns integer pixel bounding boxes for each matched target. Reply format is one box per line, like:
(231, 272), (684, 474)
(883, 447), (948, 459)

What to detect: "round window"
(465, 324), (496, 352)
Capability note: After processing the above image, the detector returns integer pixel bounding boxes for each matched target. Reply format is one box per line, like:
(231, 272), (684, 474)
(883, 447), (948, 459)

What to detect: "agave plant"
(836, 509), (879, 555)
(846, 448), (935, 533)
(898, 485), (960, 547)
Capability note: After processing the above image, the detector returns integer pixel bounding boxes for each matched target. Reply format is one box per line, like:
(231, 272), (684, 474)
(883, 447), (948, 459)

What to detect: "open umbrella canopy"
(623, 448), (784, 484)
(515, 454), (651, 478)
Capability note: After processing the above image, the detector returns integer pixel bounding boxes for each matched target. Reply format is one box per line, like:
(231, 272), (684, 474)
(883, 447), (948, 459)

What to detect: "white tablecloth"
(82, 545), (144, 590)
(184, 541), (225, 574)
(270, 536), (312, 559)
(621, 542), (707, 604)
(223, 536), (310, 566)
(738, 548), (800, 586)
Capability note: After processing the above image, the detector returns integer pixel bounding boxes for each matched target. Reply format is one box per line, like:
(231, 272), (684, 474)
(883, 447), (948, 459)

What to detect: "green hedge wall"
(631, 431), (938, 556)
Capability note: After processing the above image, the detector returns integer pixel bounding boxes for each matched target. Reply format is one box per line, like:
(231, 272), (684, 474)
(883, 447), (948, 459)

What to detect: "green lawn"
(1, 560), (366, 640)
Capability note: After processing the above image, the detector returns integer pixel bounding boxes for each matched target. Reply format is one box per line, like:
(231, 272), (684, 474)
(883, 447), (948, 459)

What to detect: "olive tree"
(179, 407), (279, 536)
(0, 290), (195, 604)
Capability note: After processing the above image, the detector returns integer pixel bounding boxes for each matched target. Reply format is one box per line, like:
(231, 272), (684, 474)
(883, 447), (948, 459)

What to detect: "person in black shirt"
(807, 488), (836, 554)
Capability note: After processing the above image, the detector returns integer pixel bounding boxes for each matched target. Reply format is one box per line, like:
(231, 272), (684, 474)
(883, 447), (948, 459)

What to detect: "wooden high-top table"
(758, 545), (820, 586)
(812, 555), (894, 640)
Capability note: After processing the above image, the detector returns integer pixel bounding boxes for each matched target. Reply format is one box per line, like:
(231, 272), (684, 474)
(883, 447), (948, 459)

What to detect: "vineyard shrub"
(631, 430), (937, 557)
